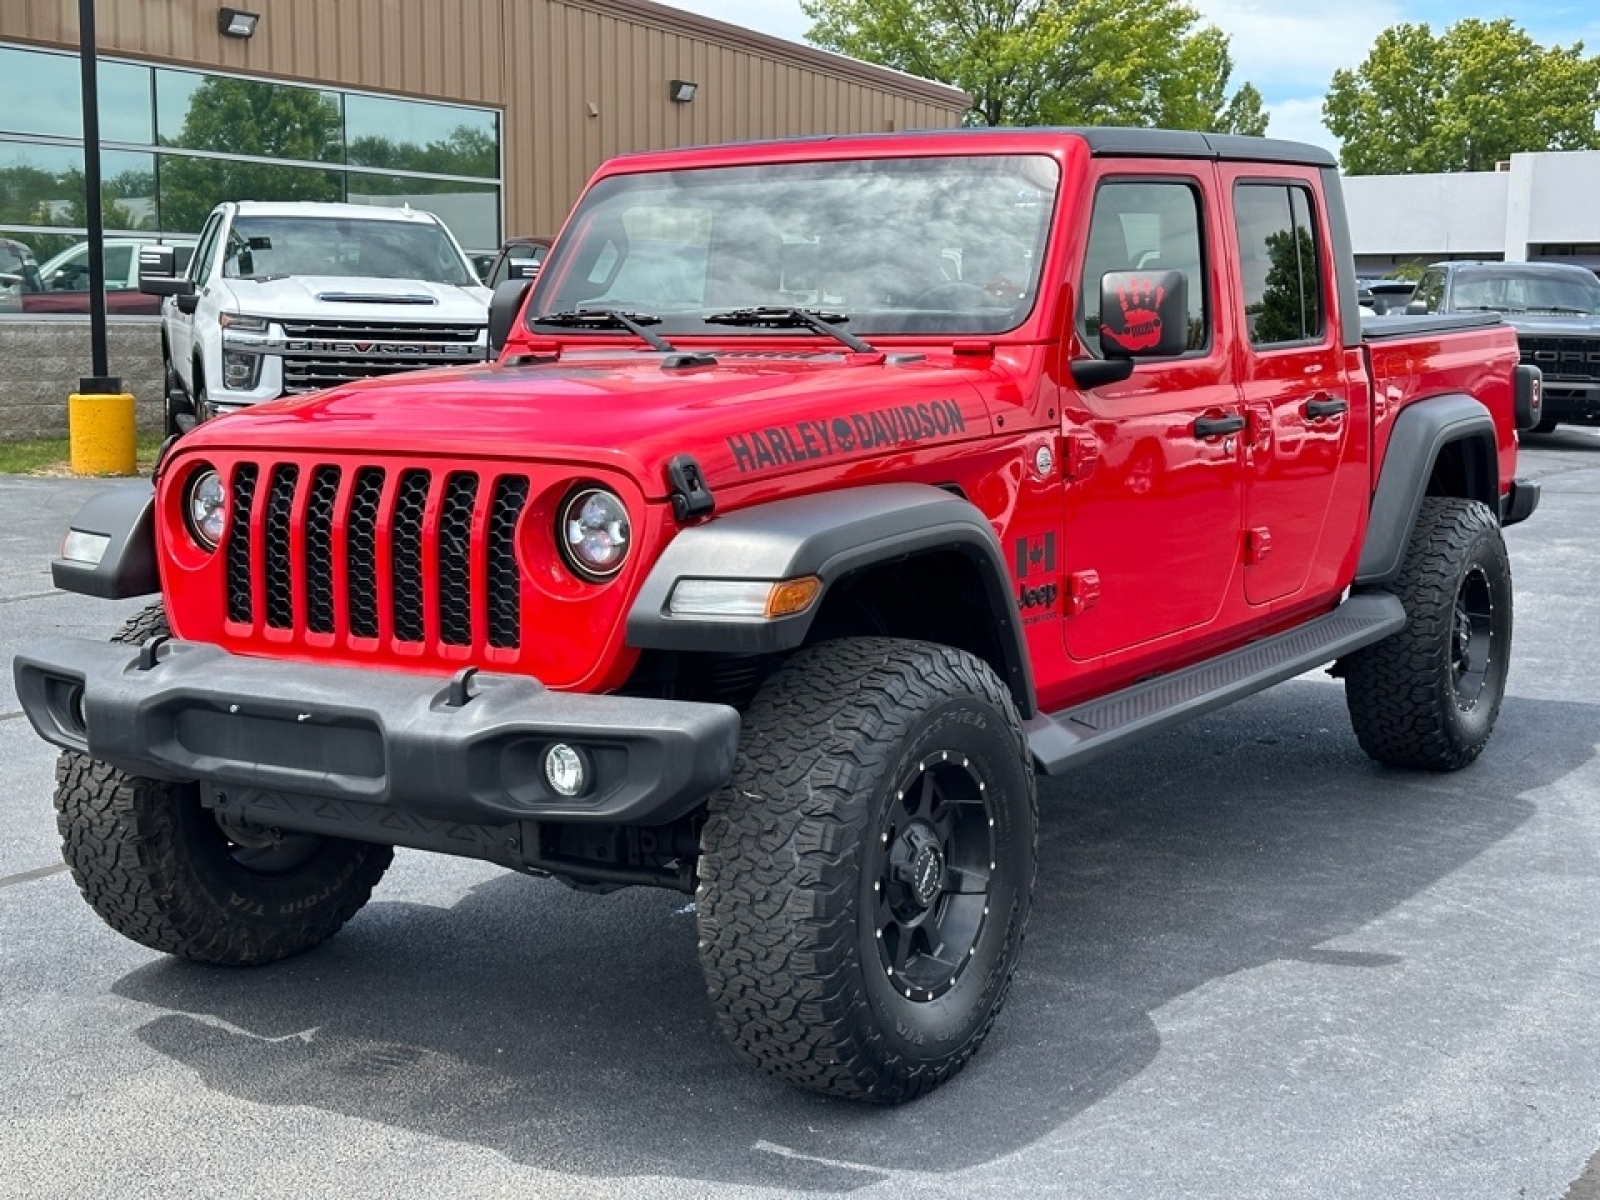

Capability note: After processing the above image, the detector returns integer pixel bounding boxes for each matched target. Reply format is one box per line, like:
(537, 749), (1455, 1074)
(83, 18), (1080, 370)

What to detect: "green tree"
(158, 77), (343, 231)
(801, 0), (1267, 134)
(346, 125), (497, 178)
(1324, 18), (1600, 174)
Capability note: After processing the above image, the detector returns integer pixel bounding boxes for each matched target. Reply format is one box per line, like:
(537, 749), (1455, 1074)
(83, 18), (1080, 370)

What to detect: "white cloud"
(1262, 96), (1341, 157)
(652, 0), (814, 45)
(1192, 0), (1403, 93)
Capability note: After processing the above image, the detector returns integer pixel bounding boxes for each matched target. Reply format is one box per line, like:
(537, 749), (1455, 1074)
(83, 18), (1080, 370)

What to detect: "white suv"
(140, 201), (491, 436)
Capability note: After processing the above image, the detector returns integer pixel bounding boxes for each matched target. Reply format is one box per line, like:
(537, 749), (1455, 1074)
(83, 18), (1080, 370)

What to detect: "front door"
(1061, 171), (1246, 663)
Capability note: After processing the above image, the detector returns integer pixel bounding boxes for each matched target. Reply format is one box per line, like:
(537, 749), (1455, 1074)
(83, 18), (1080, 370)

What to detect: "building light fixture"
(218, 7), (260, 38)
(669, 79), (698, 104)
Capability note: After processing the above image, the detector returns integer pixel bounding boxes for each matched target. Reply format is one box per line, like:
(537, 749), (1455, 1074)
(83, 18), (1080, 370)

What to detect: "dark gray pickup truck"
(1409, 260), (1600, 432)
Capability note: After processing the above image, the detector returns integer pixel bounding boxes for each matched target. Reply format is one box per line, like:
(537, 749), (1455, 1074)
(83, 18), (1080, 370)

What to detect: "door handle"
(1193, 413), (1246, 439)
(1304, 395), (1348, 419)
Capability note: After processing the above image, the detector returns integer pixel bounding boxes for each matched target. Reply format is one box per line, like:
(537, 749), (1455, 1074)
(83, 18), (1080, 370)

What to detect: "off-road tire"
(1343, 497), (1512, 770)
(696, 638), (1037, 1103)
(54, 603), (393, 965)
(1532, 415), (1560, 434)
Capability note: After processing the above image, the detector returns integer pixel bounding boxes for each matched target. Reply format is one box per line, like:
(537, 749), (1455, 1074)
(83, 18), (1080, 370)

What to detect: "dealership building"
(0, 0), (966, 435)
(1346, 150), (1600, 275)
(1, 0), (967, 261)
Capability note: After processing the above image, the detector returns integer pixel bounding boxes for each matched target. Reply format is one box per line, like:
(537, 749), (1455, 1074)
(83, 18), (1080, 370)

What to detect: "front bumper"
(13, 637), (739, 827)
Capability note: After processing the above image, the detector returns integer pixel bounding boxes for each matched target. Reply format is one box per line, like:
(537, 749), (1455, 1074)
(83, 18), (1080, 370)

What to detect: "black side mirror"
(1098, 269), (1189, 358)
(175, 293), (200, 315)
(139, 245), (194, 297)
(488, 278), (534, 359)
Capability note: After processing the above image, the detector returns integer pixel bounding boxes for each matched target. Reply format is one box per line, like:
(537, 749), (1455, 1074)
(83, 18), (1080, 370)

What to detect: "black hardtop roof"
(610, 125), (1339, 169)
(1070, 126), (1337, 168)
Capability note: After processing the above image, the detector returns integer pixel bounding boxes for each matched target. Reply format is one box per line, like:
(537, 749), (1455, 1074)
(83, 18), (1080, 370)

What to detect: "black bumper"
(1501, 477), (1541, 528)
(13, 637), (739, 827)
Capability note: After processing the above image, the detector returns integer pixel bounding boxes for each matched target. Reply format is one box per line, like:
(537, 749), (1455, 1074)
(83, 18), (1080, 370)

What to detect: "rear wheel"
(696, 638), (1037, 1103)
(54, 604), (393, 964)
(1342, 497), (1512, 770)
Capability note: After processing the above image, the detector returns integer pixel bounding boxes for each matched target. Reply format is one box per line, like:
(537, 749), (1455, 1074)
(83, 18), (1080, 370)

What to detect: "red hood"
(181, 349), (1011, 496)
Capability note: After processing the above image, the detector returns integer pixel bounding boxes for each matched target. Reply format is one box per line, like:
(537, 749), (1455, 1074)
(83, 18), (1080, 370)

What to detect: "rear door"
(1222, 170), (1366, 607)
(1060, 167), (1246, 661)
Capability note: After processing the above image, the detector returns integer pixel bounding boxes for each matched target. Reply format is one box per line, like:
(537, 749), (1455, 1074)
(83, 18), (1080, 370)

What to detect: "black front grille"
(224, 461), (527, 652)
(1519, 336), (1600, 381)
(226, 465), (259, 624)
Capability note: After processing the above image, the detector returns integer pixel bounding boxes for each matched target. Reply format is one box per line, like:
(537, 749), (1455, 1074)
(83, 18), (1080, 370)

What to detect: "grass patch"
(0, 433), (165, 477)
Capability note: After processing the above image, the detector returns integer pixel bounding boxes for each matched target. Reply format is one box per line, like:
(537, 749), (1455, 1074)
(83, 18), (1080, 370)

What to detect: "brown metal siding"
(3, 0), (966, 236)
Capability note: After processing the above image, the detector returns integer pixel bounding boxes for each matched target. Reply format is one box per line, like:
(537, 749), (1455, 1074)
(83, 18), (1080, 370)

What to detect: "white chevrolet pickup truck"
(139, 201), (492, 436)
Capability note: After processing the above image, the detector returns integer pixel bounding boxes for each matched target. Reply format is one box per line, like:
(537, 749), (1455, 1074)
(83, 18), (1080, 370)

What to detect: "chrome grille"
(276, 319), (484, 394)
(224, 461), (527, 652)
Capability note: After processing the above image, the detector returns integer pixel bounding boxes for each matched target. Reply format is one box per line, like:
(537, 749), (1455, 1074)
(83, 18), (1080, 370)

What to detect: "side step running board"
(1024, 592), (1406, 775)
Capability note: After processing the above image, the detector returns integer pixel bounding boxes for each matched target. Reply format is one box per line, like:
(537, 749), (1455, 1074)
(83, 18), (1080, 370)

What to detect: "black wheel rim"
(868, 749), (996, 1002)
(1452, 564), (1495, 709)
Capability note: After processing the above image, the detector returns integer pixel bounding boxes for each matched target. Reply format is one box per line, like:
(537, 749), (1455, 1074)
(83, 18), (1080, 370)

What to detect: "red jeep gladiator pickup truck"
(16, 128), (1542, 1104)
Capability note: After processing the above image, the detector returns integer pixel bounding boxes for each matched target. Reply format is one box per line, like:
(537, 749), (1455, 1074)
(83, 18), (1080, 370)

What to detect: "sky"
(658, 1), (1600, 155)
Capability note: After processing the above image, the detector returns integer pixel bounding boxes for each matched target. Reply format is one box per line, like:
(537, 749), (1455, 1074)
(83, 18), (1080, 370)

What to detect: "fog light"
(62, 529), (111, 565)
(543, 743), (589, 797)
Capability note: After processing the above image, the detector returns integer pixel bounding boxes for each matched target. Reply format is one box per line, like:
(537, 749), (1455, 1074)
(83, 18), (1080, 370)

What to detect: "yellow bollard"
(68, 390), (137, 476)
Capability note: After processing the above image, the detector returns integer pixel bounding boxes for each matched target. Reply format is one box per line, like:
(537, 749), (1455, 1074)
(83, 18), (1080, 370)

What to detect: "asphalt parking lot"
(2, 429), (1598, 1200)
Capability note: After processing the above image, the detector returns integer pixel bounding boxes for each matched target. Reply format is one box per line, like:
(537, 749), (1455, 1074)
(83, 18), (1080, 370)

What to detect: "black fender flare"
(50, 482), (159, 599)
(1356, 393), (1499, 586)
(626, 483), (1037, 717)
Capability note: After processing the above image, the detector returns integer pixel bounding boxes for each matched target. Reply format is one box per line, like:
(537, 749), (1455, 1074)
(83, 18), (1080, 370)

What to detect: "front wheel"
(54, 604), (393, 964)
(1342, 497), (1513, 770)
(161, 353), (191, 438)
(696, 638), (1037, 1103)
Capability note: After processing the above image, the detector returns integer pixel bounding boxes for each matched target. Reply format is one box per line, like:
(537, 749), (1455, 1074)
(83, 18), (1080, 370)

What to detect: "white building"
(1345, 150), (1600, 274)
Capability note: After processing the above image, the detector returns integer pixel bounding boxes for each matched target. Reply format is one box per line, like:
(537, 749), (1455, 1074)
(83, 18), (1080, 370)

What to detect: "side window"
(1079, 180), (1207, 354)
(103, 244), (134, 290)
(1234, 183), (1324, 348)
(1412, 269), (1445, 313)
(188, 213), (223, 285)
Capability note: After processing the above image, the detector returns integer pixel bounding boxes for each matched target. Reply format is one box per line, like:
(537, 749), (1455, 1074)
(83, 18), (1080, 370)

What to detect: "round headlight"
(558, 486), (630, 580)
(185, 468), (229, 550)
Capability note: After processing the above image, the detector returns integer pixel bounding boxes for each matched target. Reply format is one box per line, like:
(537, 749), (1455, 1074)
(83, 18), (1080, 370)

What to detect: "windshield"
(1453, 268), (1600, 315)
(222, 215), (476, 285)
(532, 154), (1060, 336)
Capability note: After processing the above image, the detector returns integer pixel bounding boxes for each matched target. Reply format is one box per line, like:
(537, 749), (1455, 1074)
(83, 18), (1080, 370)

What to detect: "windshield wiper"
(1526, 306), (1595, 316)
(535, 307), (679, 353)
(703, 306), (875, 353)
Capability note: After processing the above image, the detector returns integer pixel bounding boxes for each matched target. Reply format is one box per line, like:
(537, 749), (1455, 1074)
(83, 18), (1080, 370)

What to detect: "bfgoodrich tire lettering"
(696, 637), (1037, 1103)
(54, 603), (392, 965)
(1342, 497), (1513, 770)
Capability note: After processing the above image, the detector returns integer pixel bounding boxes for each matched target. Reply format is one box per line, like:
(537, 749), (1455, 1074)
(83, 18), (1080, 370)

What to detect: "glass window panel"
(100, 61), (154, 146)
(0, 141), (84, 227)
(1079, 180), (1207, 353)
(344, 174), (500, 253)
(0, 46), (80, 139)
(101, 150), (157, 231)
(157, 70), (343, 164)
(1235, 183), (1321, 347)
(157, 155), (342, 235)
(345, 94), (498, 178)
